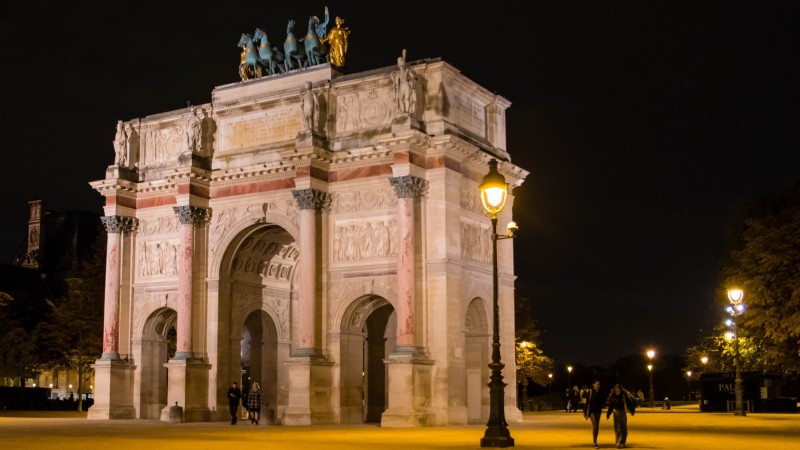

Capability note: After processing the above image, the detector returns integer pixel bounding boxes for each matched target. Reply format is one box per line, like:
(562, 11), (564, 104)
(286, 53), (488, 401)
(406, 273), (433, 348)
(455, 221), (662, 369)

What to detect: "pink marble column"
(291, 189), (329, 356)
(172, 206), (210, 359)
(100, 216), (133, 360)
(389, 176), (427, 350)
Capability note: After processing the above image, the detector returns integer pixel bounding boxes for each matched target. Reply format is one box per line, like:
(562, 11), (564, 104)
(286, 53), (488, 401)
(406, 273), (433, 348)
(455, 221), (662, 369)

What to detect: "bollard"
(169, 402), (184, 423)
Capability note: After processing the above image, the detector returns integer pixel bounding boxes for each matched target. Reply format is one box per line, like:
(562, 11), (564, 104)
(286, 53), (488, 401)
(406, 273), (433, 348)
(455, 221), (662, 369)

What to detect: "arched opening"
(465, 297), (490, 424)
(219, 223), (297, 424)
(137, 307), (177, 419)
(240, 309), (279, 421)
(339, 295), (396, 424)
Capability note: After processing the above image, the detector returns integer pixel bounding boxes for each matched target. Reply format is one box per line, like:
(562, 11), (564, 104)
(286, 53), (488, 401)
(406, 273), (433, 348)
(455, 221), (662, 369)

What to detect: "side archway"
(465, 297), (490, 424)
(135, 307), (177, 419)
(339, 295), (396, 424)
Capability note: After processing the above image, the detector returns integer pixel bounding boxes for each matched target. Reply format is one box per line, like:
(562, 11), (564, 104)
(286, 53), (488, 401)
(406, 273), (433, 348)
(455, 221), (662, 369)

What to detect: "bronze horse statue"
(304, 15), (329, 66)
(237, 33), (261, 80)
(253, 28), (284, 76)
(283, 19), (307, 72)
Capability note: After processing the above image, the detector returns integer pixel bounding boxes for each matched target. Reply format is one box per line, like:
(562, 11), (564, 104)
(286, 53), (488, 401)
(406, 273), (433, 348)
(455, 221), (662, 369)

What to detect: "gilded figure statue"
(322, 16), (350, 68)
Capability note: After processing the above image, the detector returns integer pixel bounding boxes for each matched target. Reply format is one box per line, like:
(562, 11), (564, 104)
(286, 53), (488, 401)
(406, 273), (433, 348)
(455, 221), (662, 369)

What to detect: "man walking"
(227, 381), (242, 425)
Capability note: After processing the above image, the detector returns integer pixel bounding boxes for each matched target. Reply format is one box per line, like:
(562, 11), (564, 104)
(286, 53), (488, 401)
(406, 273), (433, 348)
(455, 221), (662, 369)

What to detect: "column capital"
(292, 188), (331, 211)
(389, 175), (428, 199)
(101, 215), (137, 234)
(172, 205), (211, 225)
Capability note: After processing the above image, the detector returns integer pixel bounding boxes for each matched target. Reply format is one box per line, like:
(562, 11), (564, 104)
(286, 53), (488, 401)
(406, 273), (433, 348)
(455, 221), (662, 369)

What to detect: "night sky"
(2, 1), (797, 367)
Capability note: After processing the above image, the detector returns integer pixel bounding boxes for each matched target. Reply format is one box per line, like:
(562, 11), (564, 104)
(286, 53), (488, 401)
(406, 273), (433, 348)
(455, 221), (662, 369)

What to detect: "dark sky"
(1, 1), (797, 367)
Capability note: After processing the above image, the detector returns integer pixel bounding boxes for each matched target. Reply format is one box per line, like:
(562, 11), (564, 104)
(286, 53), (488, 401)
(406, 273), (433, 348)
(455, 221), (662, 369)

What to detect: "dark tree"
(36, 234), (105, 411)
(722, 182), (800, 374)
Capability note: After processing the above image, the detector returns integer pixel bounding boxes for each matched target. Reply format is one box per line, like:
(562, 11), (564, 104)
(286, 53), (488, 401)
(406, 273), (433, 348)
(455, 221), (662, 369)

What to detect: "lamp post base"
(480, 427), (515, 448)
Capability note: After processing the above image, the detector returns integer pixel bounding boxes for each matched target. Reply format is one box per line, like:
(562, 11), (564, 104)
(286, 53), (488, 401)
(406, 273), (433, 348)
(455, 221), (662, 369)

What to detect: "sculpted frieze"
(210, 202), (299, 256)
(461, 220), (491, 264)
(335, 87), (392, 134)
(333, 218), (396, 262)
(138, 240), (180, 277)
(138, 215), (180, 236)
(330, 187), (397, 214)
(143, 127), (184, 166)
(460, 187), (485, 216)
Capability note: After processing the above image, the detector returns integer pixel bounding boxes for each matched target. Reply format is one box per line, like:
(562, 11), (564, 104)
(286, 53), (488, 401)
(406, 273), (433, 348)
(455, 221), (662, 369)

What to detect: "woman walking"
(584, 380), (604, 448)
(247, 382), (262, 425)
(606, 383), (636, 448)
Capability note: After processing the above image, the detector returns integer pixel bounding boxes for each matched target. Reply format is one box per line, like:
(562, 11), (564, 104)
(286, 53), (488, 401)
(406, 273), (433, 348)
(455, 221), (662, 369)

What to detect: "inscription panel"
(448, 81), (487, 138)
(218, 106), (302, 151)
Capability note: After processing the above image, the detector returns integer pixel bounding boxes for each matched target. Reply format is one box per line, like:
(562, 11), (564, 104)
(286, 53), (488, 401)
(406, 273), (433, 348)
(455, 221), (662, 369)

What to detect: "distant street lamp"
(548, 374), (553, 394)
(686, 371), (693, 400)
(727, 288), (746, 416)
(479, 159), (517, 448)
(567, 366), (573, 389)
(701, 356), (708, 366)
(646, 349), (655, 408)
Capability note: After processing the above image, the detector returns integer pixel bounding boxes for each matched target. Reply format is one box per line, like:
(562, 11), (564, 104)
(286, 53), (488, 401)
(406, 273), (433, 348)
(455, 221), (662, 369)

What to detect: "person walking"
(584, 380), (604, 448)
(227, 382), (242, 425)
(248, 382), (262, 425)
(606, 383), (636, 448)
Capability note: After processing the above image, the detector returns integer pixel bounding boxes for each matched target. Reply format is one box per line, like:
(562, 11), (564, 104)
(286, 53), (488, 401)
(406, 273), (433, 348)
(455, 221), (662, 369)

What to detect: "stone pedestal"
(381, 352), (435, 427)
(87, 359), (136, 420)
(283, 357), (334, 425)
(160, 358), (212, 422)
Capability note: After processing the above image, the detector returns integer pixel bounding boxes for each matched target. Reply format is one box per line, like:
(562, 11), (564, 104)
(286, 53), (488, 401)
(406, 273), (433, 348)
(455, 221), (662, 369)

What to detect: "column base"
(87, 358), (136, 420)
(283, 356), (334, 425)
(380, 352), (436, 427)
(159, 358), (212, 422)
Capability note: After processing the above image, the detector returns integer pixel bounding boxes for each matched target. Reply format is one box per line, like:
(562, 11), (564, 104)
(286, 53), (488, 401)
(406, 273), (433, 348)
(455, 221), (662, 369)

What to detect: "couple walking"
(584, 380), (636, 448)
(227, 381), (266, 425)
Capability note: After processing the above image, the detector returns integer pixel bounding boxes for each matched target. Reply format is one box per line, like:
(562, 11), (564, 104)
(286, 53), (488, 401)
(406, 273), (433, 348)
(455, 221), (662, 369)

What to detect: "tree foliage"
(35, 234), (105, 410)
(515, 284), (555, 385)
(722, 182), (800, 374)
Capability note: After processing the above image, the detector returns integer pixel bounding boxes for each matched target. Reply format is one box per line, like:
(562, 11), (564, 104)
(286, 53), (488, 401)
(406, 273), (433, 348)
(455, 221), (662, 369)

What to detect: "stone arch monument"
(88, 51), (528, 426)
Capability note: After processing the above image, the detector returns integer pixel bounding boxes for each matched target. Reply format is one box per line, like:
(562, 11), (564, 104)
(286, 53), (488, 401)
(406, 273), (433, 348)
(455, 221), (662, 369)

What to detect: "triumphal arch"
(88, 34), (527, 426)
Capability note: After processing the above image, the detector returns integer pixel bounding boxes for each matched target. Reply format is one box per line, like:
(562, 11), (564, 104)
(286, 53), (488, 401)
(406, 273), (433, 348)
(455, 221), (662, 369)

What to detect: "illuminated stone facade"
(89, 60), (527, 426)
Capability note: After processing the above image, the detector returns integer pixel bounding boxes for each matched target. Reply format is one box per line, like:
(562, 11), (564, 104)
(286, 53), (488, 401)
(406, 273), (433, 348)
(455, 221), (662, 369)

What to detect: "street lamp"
(701, 356), (708, 366)
(727, 288), (746, 416)
(686, 371), (692, 400)
(567, 365), (573, 389)
(646, 349), (655, 408)
(548, 374), (553, 394)
(480, 159), (517, 448)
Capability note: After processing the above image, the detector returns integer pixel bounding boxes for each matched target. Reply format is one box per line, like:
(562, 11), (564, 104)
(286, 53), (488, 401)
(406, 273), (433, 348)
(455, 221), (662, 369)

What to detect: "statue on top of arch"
(237, 6), (350, 81)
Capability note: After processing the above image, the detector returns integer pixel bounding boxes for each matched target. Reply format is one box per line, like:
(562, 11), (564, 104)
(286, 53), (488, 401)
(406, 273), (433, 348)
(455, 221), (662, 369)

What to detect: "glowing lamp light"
(687, 371), (692, 377)
(727, 289), (744, 305)
(725, 319), (733, 327)
(647, 364), (653, 371)
(567, 366), (573, 373)
(647, 350), (655, 359)
(725, 331), (735, 341)
(480, 159), (508, 217)
(701, 356), (708, 365)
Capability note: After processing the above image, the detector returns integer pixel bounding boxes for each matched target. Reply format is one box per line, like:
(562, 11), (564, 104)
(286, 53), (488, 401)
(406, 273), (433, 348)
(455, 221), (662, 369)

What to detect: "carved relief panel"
(460, 220), (491, 264)
(335, 87), (393, 134)
(217, 106), (302, 152)
(137, 240), (180, 278)
(332, 217), (397, 264)
(142, 126), (184, 166)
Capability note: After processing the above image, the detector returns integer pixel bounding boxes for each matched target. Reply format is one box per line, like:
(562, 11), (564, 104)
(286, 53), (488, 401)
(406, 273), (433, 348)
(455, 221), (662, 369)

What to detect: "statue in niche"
(391, 49), (417, 116)
(301, 81), (317, 131)
(114, 120), (128, 166)
(185, 106), (202, 154)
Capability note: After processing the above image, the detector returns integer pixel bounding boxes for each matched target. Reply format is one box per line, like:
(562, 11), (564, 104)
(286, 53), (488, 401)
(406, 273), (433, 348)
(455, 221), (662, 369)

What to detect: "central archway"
(219, 223), (297, 424)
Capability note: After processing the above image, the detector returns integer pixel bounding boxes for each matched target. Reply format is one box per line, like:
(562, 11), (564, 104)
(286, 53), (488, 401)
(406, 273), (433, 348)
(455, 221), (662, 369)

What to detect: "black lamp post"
(479, 159), (517, 448)
(727, 288), (746, 416)
(646, 350), (655, 408)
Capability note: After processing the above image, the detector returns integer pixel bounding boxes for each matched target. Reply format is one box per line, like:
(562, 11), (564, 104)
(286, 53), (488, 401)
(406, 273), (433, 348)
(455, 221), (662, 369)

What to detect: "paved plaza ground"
(1, 405), (798, 449)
